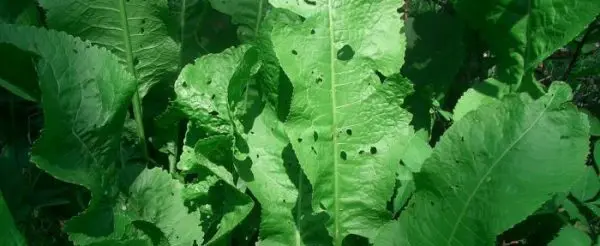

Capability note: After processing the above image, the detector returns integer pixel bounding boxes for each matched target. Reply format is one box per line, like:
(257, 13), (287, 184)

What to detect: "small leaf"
(0, 190), (26, 246)
(453, 79), (504, 121)
(570, 166), (600, 202)
(549, 226), (592, 246)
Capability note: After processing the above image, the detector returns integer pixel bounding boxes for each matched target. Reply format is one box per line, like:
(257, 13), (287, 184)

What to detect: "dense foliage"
(1, 0), (600, 245)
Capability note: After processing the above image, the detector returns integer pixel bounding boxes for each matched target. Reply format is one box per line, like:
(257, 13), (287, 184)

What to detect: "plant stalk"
(119, 0), (149, 161)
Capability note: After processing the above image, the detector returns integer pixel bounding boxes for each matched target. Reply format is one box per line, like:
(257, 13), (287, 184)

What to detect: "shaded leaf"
(452, 0), (600, 96)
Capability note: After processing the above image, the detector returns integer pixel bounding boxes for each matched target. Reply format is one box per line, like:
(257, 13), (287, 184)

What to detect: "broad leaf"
(400, 82), (590, 245)
(452, 0), (600, 96)
(0, 24), (202, 245)
(40, 0), (179, 96)
(245, 106), (330, 245)
(68, 166), (204, 246)
(271, 0), (413, 242)
(170, 45), (261, 244)
(0, 190), (25, 246)
(0, 24), (136, 193)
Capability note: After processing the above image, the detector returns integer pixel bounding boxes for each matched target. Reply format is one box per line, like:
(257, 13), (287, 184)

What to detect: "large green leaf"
(245, 106), (331, 245)
(39, 0), (179, 96)
(0, 24), (136, 193)
(0, 190), (25, 246)
(271, 0), (412, 242)
(0, 24), (202, 245)
(170, 45), (261, 244)
(452, 0), (600, 96)
(400, 82), (589, 245)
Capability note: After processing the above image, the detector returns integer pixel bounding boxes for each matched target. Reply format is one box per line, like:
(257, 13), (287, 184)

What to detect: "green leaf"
(39, 0), (179, 96)
(452, 0), (600, 96)
(0, 0), (34, 23)
(400, 133), (433, 172)
(549, 226), (592, 246)
(400, 82), (590, 245)
(373, 220), (406, 246)
(402, 8), (465, 99)
(177, 143), (254, 246)
(581, 109), (600, 136)
(208, 0), (268, 42)
(171, 45), (259, 135)
(595, 140), (600, 170)
(0, 40), (40, 101)
(570, 166), (600, 202)
(0, 24), (136, 193)
(245, 106), (331, 245)
(0, 190), (26, 246)
(168, 0), (209, 65)
(68, 166), (204, 246)
(453, 79), (504, 121)
(271, 0), (412, 242)
(0, 24), (202, 245)
(170, 45), (262, 244)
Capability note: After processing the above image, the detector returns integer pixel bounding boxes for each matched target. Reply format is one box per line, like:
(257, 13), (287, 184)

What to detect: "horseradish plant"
(0, 0), (600, 245)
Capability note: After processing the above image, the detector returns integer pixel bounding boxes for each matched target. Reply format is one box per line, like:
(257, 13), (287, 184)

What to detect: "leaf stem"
(118, 0), (149, 161)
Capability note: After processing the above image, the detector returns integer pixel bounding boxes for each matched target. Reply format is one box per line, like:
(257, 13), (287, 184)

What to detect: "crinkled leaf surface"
(400, 83), (589, 245)
(452, 0), (600, 95)
(245, 106), (330, 245)
(39, 0), (179, 96)
(0, 24), (136, 193)
(171, 45), (261, 245)
(549, 226), (592, 246)
(0, 190), (25, 246)
(171, 45), (258, 135)
(0, 25), (202, 245)
(271, 0), (412, 242)
(69, 166), (204, 246)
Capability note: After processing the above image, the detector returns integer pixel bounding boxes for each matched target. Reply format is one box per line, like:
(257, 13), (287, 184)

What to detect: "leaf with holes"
(271, 0), (413, 243)
(39, 0), (179, 97)
(399, 82), (589, 245)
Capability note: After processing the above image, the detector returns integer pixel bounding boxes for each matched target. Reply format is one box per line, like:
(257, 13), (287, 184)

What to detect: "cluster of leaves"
(1, 0), (600, 245)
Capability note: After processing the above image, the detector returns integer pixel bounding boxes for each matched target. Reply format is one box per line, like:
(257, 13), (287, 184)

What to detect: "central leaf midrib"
(117, 0), (139, 79)
(326, 0), (341, 244)
(446, 92), (558, 244)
